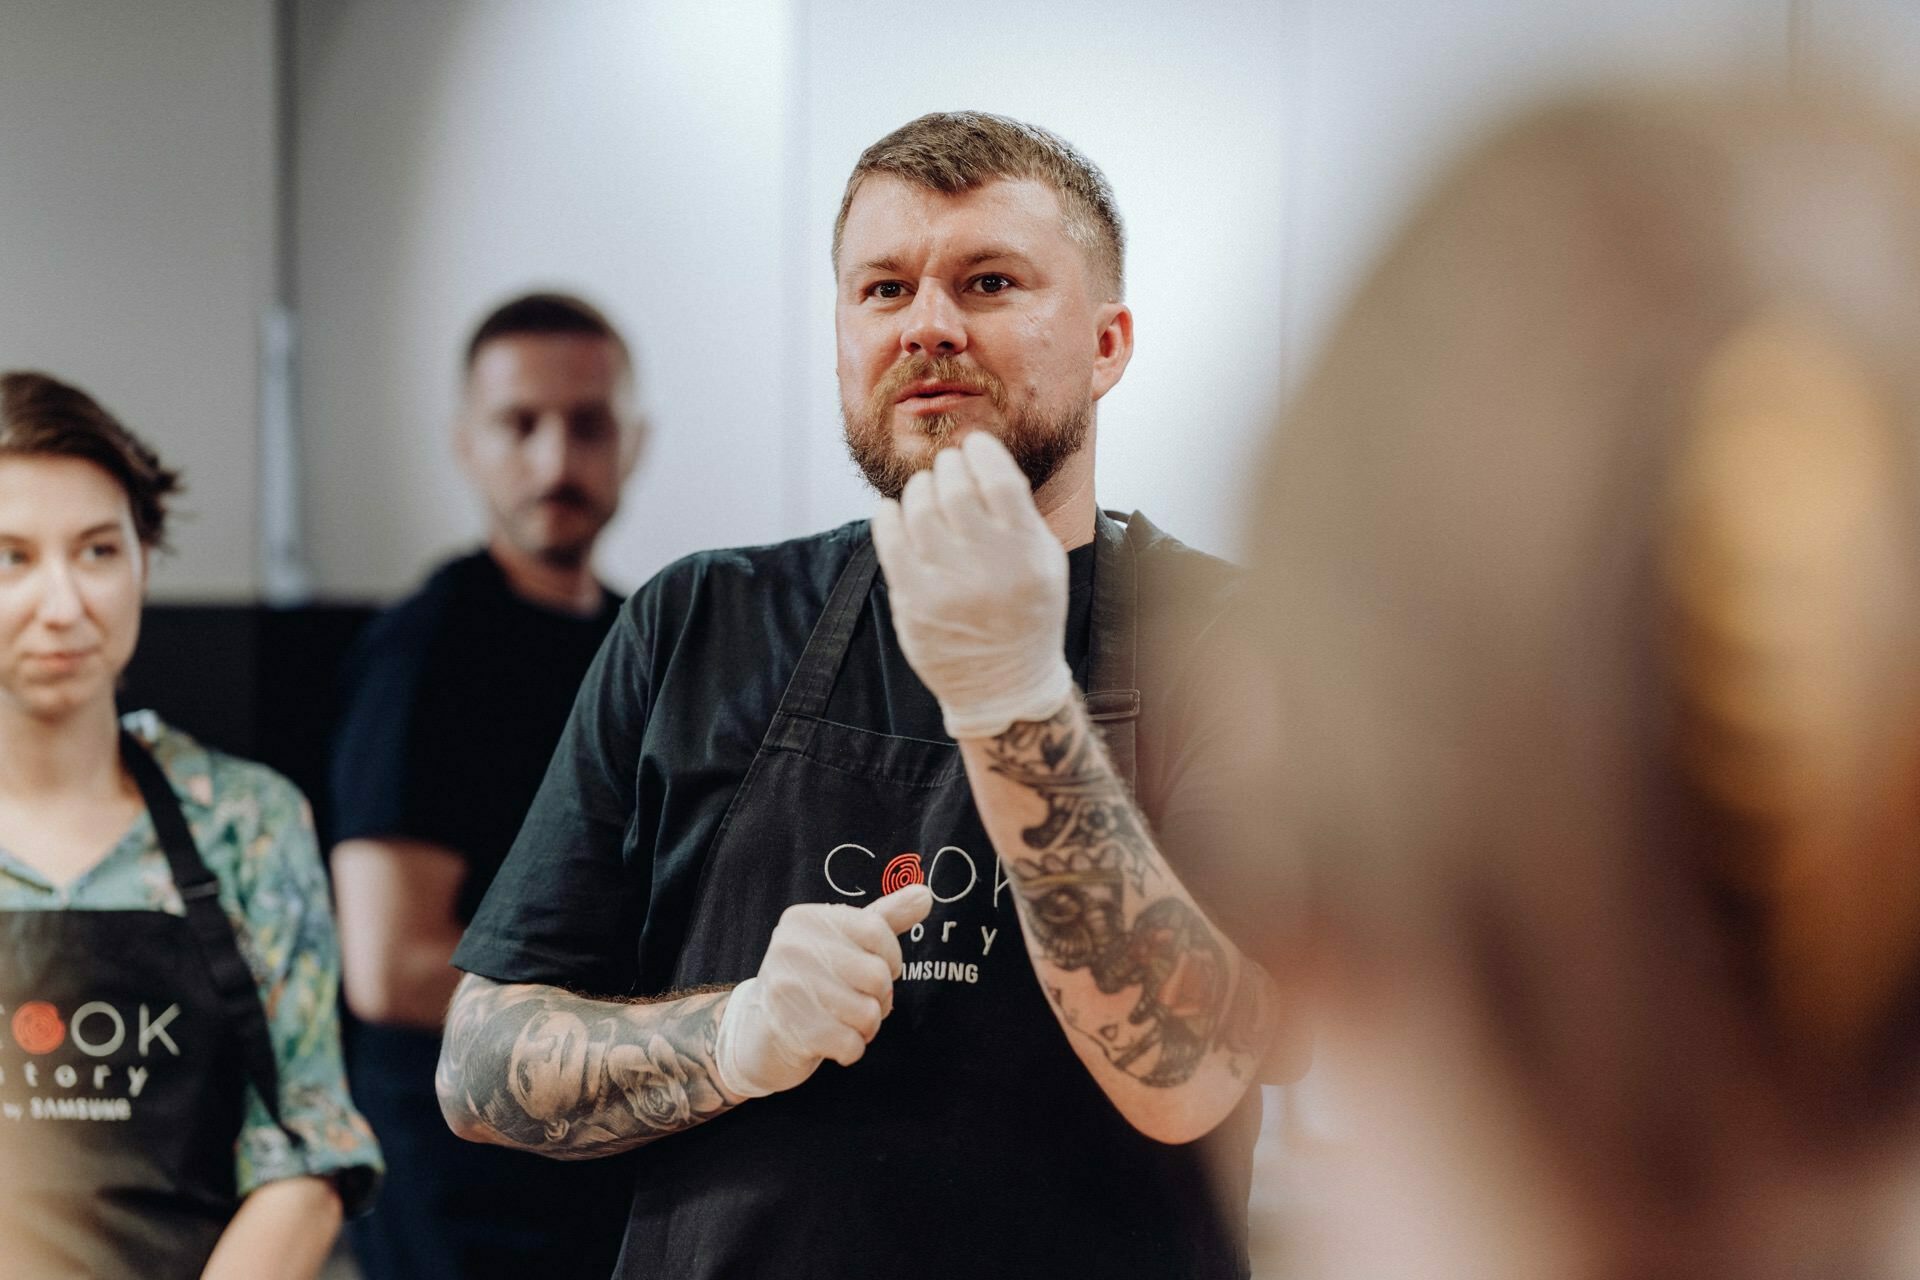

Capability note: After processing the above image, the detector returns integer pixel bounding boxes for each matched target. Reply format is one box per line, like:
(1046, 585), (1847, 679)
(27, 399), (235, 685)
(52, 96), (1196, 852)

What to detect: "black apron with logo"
(617, 513), (1256, 1280)
(0, 732), (294, 1278)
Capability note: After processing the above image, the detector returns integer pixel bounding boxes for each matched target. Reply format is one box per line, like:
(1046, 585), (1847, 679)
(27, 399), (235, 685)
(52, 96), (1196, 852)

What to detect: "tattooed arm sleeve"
(958, 696), (1284, 1144)
(436, 973), (744, 1159)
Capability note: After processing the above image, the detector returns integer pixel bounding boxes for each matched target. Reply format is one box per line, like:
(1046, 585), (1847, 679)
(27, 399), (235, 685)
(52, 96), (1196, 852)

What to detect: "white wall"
(294, 0), (795, 598)
(0, 0), (276, 601)
(1277, 0), (1787, 392)
(297, 0), (1893, 601)
(11, 3), (1911, 603)
(293, 0), (1305, 595)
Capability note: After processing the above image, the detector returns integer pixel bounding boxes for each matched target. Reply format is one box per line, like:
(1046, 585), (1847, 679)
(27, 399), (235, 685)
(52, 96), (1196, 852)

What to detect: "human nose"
(524, 414), (571, 485)
(901, 286), (967, 357)
(34, 559), (84, 627)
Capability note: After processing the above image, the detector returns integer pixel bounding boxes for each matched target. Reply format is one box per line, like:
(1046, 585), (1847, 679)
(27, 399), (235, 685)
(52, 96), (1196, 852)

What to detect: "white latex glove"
(713, 883), (933, 1098)
(870, 432), (1075, 740)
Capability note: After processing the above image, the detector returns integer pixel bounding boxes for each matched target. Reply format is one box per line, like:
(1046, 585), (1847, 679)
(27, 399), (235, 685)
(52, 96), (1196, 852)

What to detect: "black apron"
(0, 732), (293, 1278)
(617, 512), (1255, 1280)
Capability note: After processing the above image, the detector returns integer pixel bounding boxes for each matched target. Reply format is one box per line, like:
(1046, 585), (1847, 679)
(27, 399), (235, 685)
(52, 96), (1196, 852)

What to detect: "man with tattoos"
(439, 112), (1301, 1278)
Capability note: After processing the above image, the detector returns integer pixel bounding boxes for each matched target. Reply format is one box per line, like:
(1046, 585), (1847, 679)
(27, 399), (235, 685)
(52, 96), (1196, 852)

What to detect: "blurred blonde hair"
(1247, 89), (1920, 1274)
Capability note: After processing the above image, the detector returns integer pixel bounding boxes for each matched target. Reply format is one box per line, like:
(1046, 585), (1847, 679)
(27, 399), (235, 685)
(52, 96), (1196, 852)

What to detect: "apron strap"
(772, 519), (1140, 793)
(1086, 510), (1141, 793)
(119, 730), (296, 1140)
(775, 535), (880, 722)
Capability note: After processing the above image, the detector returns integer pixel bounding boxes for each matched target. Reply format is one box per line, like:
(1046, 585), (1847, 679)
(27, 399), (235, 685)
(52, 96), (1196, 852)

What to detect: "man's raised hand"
(870, 432), (1074, 740)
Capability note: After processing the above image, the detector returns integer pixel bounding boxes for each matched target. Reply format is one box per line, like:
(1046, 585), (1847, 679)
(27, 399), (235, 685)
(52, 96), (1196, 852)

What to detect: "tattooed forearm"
(980, 702), (1275, 1090)
(990, 717), (1156, 893)
(436, 974), (741, 1159)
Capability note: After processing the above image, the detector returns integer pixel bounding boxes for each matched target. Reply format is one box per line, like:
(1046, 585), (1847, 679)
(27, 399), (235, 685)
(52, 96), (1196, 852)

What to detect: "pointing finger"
(932, 442), (991, 527)
(901, 467), (947, 549)
(962, 431), (1040, 525)
(866, 883), (933, 935)
(871, 497), (910, 580)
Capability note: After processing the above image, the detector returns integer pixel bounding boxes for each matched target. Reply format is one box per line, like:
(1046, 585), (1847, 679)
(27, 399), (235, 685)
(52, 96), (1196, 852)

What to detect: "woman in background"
(0, 371), (381, 1277)
(1243, 91), (1920, 1278)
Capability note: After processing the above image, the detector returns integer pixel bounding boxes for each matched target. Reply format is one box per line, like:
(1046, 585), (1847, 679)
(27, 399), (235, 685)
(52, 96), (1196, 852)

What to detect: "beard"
(842, 355), (1090, 500)
(502, 484), (610, 570)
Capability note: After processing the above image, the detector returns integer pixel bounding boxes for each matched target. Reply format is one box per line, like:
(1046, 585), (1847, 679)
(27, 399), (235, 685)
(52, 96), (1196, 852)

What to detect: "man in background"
(330, 292), (646, 1280)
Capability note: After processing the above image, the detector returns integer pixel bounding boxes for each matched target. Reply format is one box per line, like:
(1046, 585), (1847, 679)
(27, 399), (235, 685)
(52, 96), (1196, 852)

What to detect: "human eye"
(865, 280), (909, 302)
(0, 546), (27, 570)
(571, 409), (616, 443)
(970, 273), (1014, 295)
(82, 540), (121, 562)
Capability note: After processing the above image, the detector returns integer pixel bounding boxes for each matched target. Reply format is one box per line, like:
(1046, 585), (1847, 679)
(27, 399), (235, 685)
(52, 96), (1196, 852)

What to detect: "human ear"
(1090, 303), (1134, 402)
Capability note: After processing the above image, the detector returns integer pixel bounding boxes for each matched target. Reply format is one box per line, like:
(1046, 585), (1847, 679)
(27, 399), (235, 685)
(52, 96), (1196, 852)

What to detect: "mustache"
(870, 355), (1007, 411)
(527, 485), (599, 512)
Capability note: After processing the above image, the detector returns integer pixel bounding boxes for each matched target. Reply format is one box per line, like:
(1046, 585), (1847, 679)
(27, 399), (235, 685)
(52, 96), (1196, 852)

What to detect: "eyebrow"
(957, 245), (1033, 270)
(0, 523), (122, 545)
(850, 254), (908, 278)
(849, 245), (1036, 278)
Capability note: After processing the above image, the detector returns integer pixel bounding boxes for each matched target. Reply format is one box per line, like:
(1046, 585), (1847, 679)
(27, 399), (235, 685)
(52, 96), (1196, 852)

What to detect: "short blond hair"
(833, 111), (1126, 300)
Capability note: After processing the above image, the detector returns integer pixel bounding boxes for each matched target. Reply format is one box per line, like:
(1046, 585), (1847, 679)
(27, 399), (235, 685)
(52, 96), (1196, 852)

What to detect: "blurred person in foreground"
(1241, 90), (1920, 1279)
(0, 371), (381, 1278)
(436, 111), (1304, 1279)
(329, 292), (645, 1279)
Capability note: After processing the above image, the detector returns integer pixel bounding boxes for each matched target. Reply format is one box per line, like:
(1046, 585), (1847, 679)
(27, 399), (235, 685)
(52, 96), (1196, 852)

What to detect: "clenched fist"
(712, 884), (933, 1098)
(871, 432), (1075, 740)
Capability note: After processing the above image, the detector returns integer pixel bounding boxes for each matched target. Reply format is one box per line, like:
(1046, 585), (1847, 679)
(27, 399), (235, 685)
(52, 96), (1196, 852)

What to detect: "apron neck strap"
(774, 518), (1141, 791)
(1085, 510), (1141, 792)
(119, 730), (294, 1138)
(773, 534), (879, 722)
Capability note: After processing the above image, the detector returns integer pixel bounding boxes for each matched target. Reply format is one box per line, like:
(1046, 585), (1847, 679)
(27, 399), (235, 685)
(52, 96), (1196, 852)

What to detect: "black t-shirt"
(330, 550), (633, 1280)
(455, 515), (1264, 1278)
(330, 549), (621, 921)
(826, 536), (1095, 738)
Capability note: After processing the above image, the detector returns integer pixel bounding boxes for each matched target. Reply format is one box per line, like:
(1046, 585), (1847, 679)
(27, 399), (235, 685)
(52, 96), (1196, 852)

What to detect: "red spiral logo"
(11, 1001), (65, 1055)
(882, 853), (924, 894)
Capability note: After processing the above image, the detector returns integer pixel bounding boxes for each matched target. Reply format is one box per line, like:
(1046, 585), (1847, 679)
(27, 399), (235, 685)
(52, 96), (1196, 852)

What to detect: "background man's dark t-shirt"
(331, 549), (621, 918)
(330, 549), (633, 1280)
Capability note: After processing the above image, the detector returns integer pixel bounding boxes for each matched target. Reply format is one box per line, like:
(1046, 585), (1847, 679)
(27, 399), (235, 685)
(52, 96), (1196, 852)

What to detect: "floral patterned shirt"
(0, 711), (382, 1210)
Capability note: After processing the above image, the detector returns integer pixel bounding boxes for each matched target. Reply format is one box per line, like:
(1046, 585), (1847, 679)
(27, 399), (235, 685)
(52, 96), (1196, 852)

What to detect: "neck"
(1032, 441), (1097, 551)
(487, 536), (604, 615)
(0, 697), (124, 802)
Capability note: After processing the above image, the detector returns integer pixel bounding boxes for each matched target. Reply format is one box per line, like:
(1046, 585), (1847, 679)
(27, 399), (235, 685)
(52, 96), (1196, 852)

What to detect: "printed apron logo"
(10, 1002), (63, 1054)
(0, 998), (183, 1122)
(823, 842), (1007, 984)
(881, 853), (924, 894)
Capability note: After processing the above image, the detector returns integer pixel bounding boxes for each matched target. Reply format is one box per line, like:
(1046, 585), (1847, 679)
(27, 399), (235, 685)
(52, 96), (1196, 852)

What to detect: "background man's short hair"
(833, 111), (1127, 300)
(463, 292), (631, 373)
(0, 370), (181, 548)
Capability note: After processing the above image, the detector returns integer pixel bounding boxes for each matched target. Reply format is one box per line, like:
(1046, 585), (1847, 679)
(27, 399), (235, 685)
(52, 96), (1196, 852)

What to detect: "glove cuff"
(939, 659), (1076, 741)
(712, 978), (775, 1099)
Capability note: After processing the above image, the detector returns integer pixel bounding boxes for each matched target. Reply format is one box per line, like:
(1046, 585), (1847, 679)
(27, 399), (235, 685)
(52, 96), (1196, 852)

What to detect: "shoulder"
(1118, 513), (1258, 778)
(623, 522), (865, 637)
(1122, 511), (1244, 644)
(334, 552), (493, 729)
(348, 550), (489, 661)
(124, 711), (318, 892)
(125, 710), (304, 819)
(637, 522), (864, 599)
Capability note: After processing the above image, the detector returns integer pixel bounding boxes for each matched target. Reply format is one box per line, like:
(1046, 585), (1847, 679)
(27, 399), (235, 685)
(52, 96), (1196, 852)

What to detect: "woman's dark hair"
(0, 371), (181, 547)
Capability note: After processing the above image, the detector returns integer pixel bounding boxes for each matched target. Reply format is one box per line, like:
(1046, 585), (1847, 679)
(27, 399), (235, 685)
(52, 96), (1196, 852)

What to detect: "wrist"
(939, 658), (1075, 740)
(711, 980), (774, 1100)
